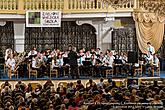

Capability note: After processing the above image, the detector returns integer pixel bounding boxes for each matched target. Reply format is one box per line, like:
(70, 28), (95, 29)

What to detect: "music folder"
(47, 57), (52, 63)
(85, 58), (91, 61)
(96, 59), (102, 64)
(114, 59), (122, 64)
(82, 61), (92, 66)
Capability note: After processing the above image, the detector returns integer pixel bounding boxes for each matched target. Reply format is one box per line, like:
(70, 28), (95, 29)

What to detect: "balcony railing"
(0, 0), (138, 14)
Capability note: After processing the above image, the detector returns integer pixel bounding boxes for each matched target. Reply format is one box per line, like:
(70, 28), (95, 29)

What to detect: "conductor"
(68, 45), (79, 79)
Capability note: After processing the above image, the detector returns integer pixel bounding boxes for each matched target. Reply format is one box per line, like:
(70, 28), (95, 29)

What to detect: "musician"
(147, 42), (155, 55)
(153, 54), (159, 68)
(91, 54), (97, 66)
(28, 47), (37, 57)
(50, 48), (56, 58)
(98, 52), (104, 62)
(6, 54), (16, 73)
(96, 48), (101, 57)
(32, 55), (38, 68)
(90, 48), (96, 55)
(62, 51), (70, 77)
(146, 51), (154, 64)
(133, 60), (142, 76)
(102, 51), (115, 77)
(62, 51), (68, 58)
(56, 54), (64, 77)
(68, 46), (79, 79)
(5, 48), (12, 61)
(145, 51), (154, 75)
(113, 53), (123, 76)
(78, 49), (85, 76)
(46, 48), (51, 58)
(149, 53), (160, 75)
(40, 51), (48, 63)
(51, 59), (57, 69)
(85, 50), (91, 59)
(121, 52), (129, 74)
(95, 52), (104, 77)
(16, 54), (28, 78)
(91, 53), (98, 76)
(31, 55), (41, 77)
(105, 49), (110, 57)
(103, 51), (114, 67)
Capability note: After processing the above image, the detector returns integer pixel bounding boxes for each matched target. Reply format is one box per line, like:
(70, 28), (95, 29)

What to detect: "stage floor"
(0, 70), (164, 80)
(160, 71), (165, 78)
(0, 71), (164, 90)
(0, 76), (161, 90)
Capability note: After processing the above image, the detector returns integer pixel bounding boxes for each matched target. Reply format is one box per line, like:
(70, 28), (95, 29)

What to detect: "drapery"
(133, 12), (165, 54)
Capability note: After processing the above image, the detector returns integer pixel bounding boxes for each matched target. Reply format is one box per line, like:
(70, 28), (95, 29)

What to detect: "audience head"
(77, 80), (81, 85)
(0, 77), (165, 110)
(100, 78), (104, 82)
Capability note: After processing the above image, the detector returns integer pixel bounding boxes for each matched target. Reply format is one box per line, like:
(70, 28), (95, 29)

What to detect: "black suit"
(68, 50), (79, 79)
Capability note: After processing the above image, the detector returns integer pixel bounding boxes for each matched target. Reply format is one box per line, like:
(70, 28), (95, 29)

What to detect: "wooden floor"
(0, 76), (161, 90)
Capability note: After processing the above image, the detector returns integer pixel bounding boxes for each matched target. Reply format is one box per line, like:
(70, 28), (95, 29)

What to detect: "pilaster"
(14, 23), (25, 52)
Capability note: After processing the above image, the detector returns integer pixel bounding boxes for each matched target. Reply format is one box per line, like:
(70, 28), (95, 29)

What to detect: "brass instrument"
(14, 52), (26, 72)
(36, 56), (46, 68)
(36, 59), (43, 68)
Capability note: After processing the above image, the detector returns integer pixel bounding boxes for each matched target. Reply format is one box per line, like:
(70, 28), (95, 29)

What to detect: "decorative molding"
(0, 12), (132, 19)
(0, 21), (6, 26)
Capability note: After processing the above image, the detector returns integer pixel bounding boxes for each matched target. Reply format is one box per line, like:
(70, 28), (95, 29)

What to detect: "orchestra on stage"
(3, 42), (160, 79)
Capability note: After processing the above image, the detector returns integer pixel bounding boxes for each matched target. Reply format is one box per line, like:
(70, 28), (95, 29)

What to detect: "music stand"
(47, 57), (52, 63)
(82, 61), (92, 76)
(82, 61), (92, 66)
(114, 59), (122, 64)
(85, 58), (91, 61)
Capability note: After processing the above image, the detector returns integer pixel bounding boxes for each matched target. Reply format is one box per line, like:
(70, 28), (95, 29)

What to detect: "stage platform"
(0, 71), (164, 90)
(0, 76), (162, 90)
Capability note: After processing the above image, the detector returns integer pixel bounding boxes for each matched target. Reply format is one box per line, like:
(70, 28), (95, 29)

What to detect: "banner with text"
(26, 11), (61, 27)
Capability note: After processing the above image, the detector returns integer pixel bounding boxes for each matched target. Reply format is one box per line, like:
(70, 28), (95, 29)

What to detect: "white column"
(101, 21), (113, 52)
(14, 23), (25, 52)
(97, 23), (102, 49)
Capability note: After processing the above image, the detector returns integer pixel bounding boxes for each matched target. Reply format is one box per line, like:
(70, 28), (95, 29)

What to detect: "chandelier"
(139, 0), (165, 16)
(102, 0), (131, 9)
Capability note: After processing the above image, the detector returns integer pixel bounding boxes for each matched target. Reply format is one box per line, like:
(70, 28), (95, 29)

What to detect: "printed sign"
(26, 11), (61, 27)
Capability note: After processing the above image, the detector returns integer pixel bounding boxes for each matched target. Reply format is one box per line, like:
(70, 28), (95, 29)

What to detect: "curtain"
(133, 12), (165, 54)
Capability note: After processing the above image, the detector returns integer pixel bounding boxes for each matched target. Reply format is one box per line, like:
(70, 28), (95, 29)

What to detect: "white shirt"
(6, 58), (15, 71)
(85, 52), (91, 58)
(56, 58), (63, 66)
(146, 54), (154, 64)
(32, 58), (37, 68)
(91, 58), (96, 66)
(103, 55), (115, 67)
(28, 50), (37, 57)
(153, 56), (159, 67)
(147, 45), (155, 55)
(51, 59), (58, 68)
(62, 53), (68, 58)
(5, 48), (12, 61)
(78, 54), (85, 66)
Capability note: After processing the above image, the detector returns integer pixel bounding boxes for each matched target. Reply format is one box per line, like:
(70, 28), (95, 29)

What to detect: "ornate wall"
(25, 21), (97, 52)
(0, 21), (14, 54)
